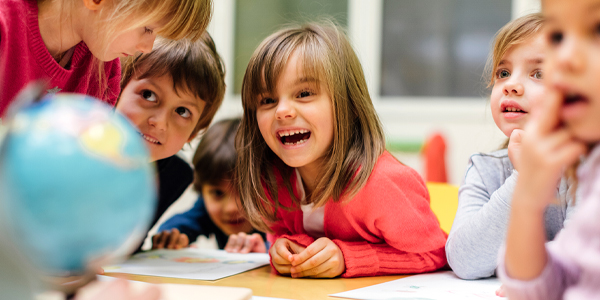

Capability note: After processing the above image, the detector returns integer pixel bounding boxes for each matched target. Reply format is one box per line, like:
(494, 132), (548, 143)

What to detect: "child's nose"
(556, 37), (585, 74)
(275, 98), (296, 120)
(503, 80), (524, 96)
(148, 110), (168, 131)
(137, 35), (156, 54)
(224, 195), (240, 214)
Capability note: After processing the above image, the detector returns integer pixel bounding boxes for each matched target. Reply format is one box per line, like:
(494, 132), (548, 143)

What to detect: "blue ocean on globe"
(0, 94), (157, 273)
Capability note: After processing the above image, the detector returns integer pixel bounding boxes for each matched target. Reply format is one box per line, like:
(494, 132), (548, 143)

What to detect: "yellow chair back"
(426, 182), (459, 234)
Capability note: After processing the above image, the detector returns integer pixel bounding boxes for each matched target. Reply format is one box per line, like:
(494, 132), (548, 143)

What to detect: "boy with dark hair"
(152, 118), (266, 253)
(116, 33), (225, 252)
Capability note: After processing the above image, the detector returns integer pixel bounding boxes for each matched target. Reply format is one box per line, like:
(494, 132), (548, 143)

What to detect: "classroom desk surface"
(105, 265), (408, 300)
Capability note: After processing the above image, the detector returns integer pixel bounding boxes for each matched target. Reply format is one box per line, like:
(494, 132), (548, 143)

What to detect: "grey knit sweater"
(445, 149), (576, 279)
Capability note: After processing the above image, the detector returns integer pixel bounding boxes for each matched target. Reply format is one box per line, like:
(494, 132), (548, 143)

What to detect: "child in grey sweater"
(445, 13), (576, 280)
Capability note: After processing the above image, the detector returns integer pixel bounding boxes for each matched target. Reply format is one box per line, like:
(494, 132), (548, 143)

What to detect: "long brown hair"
(236, 21), (385, 231)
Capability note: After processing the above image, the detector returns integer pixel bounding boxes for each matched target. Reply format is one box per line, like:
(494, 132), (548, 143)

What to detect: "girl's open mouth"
(278, 130), (311, 146)
(563, 92), (588, 106)
(560, 91), (590, 122)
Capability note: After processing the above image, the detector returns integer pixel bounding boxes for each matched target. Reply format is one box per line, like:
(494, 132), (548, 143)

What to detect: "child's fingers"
(224, 234), (241, 253)
(287, 241), (307, 263)
(292, 254), (345, 278)
(496, 284), (506, 297)
(226, 233), (246, 253)
(249, 233), (267, 253)
(239, 234), (255, 254)
(269, 242), (293, 275)
(528, 89), (562, 135)
(167, 229), (181, 249)
(151, 231), (167, 249)
(291, 259), (329, 278)
(233, 232), (249, 253)
(177, 233), (189, 249)
(291, 239), (326, 266)
(509, 129), (524, 145)
(290, 247), (329, 275)
(270, 240), (292, 265)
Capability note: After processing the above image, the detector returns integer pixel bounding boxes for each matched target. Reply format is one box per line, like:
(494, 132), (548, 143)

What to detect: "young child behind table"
(446, 13), (577, 280)
(116, 33), (225, 252)
(236, 21), (447, 279)
(0, 0), (212, 116)
(151, 118), (267, 253)
(499, 0), (600, 298)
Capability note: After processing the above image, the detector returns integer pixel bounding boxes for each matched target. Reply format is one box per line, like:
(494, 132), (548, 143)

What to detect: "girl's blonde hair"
(236, 21), (385, 231)
(49, 0), (213, 102)
(485, 13), (544, 88)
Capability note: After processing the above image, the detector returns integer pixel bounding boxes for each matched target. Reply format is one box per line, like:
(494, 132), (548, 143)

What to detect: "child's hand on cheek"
(289, 237), (345, 278)
(508, 129), (524, 171)
(270, 238), (306, 275)
(516, 90), (586, 209)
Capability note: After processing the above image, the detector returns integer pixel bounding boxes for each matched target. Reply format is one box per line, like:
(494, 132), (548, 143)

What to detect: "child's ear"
(81, 0), (106, 11)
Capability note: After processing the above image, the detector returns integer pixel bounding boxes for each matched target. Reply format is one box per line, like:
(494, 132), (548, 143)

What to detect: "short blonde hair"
(119, 33), (226, 139)
(486, 13), (544, 87)
(236, 21), (385, 231)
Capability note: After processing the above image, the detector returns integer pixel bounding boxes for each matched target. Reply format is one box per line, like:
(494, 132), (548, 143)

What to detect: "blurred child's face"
(543, 0), (600, 142)
(104, 24), (160, 60)
(256, 52), (334, 177)
(83, 11), (163, 61)
(202, 181), (253, 236)
(116, 74), (205, 161)
(490, 34), (546, 137)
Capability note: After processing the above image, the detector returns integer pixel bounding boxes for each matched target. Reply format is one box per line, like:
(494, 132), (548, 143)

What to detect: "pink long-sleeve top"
(498, 144), (600, 300)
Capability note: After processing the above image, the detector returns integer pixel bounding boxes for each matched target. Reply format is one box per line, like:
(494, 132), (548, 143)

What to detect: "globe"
(0, 93), (157, 274)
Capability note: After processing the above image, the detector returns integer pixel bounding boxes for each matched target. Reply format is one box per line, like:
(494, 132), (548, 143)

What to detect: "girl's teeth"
(279, 129), (309, 137)
(284, 138), (308, 146)
(140, 133), (159, 144)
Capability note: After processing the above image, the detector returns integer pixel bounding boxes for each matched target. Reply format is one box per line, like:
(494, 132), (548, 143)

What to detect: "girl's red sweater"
(267, 151), (448, 278)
